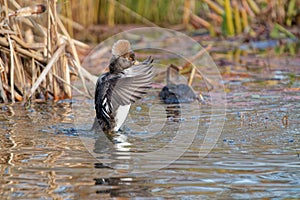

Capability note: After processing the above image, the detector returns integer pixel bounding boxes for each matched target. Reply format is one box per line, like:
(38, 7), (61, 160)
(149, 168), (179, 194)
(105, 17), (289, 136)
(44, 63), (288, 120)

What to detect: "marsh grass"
(58, 0), (299, 38)
(0, 0), (96, 103)
(59, 0), (198, 26)
(1, 0), (298, 103)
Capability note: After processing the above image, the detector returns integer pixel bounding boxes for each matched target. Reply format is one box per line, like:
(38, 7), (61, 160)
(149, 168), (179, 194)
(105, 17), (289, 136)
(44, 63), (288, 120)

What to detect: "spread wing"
(111, 56), (154, 106)
(94, 57), (154, 129)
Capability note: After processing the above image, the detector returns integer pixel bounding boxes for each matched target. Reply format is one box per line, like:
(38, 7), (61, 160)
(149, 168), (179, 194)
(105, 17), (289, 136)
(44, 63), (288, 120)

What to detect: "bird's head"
(109, 40), (136, 73)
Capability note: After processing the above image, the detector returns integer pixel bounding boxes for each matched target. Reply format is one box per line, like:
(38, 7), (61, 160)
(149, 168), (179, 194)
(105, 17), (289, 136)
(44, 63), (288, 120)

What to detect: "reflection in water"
(91, 102), (183, 172)
(166, 104), (181, 122)
(93, 128), (132, 171)
(93, 176), (153, 198)
(90, 122), (154, 197)
(0, 77), (300, 199)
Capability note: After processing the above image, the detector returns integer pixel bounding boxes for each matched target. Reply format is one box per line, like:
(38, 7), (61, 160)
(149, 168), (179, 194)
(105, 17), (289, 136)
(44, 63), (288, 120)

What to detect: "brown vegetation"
(0, 0), (95, 103)
(0, 0), (299, 103)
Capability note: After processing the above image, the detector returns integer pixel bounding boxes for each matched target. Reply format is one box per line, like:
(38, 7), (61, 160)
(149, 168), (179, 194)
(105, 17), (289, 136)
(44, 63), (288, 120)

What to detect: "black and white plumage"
(94, 40), (154, 133)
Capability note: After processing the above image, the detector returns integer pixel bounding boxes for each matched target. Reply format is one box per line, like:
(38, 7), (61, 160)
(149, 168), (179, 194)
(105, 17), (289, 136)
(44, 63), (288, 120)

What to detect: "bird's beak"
(133, 60), (139, 65)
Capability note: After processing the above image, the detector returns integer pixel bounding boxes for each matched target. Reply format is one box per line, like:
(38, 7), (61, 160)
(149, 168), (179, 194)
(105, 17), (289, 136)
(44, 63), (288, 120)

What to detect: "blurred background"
(1, 1), (300, 199)
(1, 0), (299, 102)
(11, 0), (300, 41)
(59, 0), (299, 43)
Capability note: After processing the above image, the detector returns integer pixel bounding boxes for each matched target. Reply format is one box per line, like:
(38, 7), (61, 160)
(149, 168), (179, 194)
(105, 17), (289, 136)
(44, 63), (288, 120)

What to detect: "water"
(1, 32), (300, 198)
(0, 80), (299, 199)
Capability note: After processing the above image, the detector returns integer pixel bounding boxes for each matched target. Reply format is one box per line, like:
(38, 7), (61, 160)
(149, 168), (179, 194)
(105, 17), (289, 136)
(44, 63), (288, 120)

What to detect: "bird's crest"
(112, 40), (131, 57)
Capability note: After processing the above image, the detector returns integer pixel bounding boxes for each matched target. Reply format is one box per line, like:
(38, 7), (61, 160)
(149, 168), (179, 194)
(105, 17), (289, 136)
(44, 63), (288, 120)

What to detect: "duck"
(159, 83), (197, 104)
(159, 64), (200, 104)
(94, 40), (154, 133)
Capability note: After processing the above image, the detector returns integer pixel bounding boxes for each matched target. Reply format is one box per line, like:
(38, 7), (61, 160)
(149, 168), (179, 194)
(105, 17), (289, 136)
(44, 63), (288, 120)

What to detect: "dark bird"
(94, 40), (154, 133)
(159, 64), (200, 104)
(159, 83), (197, 104)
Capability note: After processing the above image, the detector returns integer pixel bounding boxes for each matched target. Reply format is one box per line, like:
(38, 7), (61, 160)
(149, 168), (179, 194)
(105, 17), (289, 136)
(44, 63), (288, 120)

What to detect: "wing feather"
(95, 57), (154, 131)
(111, 57), (154, 106)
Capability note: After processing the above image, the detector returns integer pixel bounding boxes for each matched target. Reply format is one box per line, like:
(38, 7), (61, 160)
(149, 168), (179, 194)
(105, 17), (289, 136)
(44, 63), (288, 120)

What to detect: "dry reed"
(0, 0), (95, 103)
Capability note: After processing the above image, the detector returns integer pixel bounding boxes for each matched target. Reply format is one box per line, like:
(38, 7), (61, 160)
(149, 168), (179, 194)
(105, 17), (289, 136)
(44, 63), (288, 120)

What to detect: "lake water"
(1, 68), (299, 199)
(1, 29), (300, 199)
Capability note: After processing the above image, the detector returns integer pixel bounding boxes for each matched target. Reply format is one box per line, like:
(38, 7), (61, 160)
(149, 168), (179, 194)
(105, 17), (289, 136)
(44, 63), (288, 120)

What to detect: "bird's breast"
(114, 104), (131, 131)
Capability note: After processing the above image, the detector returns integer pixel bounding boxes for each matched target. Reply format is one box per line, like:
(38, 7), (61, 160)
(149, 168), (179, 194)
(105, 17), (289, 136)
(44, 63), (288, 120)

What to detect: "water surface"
(0, 84), (299, 199)
(1, 38), (300, 199)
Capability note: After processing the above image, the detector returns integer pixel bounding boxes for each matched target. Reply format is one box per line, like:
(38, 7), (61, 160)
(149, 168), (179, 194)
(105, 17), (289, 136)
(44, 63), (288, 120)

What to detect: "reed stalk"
(233, 0), (242, 34)
(0, 0), (95, 103)
(29, 42), (66, 99)
(247, 0), (260, 15)
(241, 0), (255, 17)
(224, 0), (235, 36)
(108, 0), (115, 27)
(203, 0), (224, 15)
(183, 0), (192, 27)
(286, 0), (296, 26)
(8, 35), (15, 102)
(208, 13), (222, 24)
(63, 0), (74, 37)
(215, 0), (224, 7)
(241, 7), (249, 31)
(0, 78), (8, 103)
(190, 12), (211, 29)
